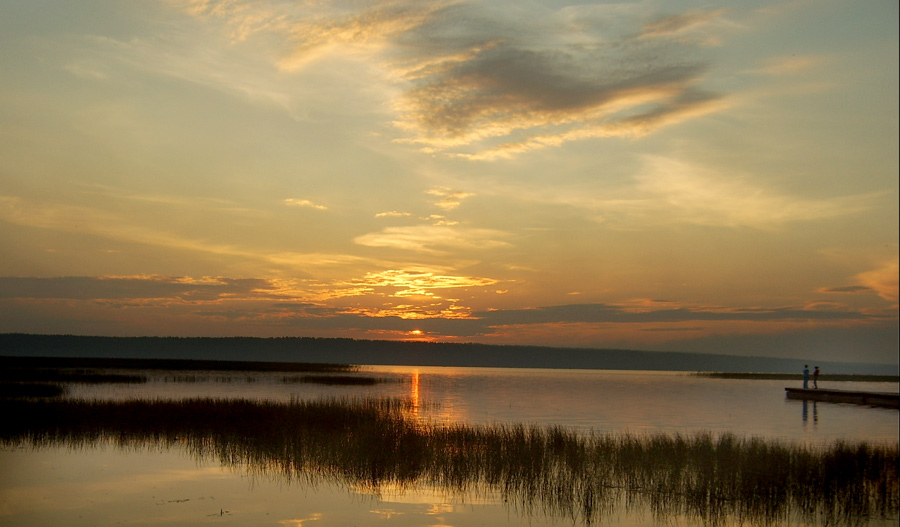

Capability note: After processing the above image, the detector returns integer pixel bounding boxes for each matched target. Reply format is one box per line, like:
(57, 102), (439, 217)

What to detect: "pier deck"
(785, 387), (899, 409)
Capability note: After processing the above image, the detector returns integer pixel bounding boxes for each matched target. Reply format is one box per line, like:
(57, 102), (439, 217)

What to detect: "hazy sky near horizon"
(1, 0), (897, 364)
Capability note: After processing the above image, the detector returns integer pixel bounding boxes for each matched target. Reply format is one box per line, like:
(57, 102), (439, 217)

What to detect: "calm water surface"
(2, 366), (898, 526)
(66, 366), (900, 443)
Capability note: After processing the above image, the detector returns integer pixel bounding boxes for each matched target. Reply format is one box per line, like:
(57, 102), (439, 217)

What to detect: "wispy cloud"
(0, 195), (235, 255)
(639, 9), (725, 42)
(81, 185), (266, 218)
(0, 195), (378, 274)
(632, 157), (880, 228)
(69, 31), (308, 120)
(166, 0), (448, 70)
(450, 92), (728, 161)
(354, 224), (511, 255)
(375, 211), (412, 218)
(284, 198), (328, 210)
(753, 54), (826, 76)
(855, 258), (899, 303)
(469, 303), (885, 326)
(427, 187), (474, 210)
(820, 285), (875, 295)
(470, 156), (880, 229)
(0, 275), (269, 301)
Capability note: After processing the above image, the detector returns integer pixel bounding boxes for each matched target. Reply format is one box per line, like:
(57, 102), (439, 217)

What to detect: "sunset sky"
(1, 0), (897, 365)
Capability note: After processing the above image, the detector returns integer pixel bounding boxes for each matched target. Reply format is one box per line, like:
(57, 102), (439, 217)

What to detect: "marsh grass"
(281, 374), (392, 385)
(0, 367), (147, 384)
(0, 382), (66, 398)
(161, 373), (390, 385)
(163, 374), (262, 383)
(0, 397), (896, 526)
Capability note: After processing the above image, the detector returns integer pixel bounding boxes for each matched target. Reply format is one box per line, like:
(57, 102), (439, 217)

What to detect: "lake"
(1, 366), (898, 526)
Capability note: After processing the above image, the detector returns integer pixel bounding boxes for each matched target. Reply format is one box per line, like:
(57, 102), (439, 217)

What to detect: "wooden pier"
(785, 387), (899, 409)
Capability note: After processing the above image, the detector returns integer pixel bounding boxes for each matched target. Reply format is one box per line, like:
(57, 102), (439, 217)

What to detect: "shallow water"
(1, 444), (674, 527)
(2, 366), (898, 526)
(66, 366), (900, 443)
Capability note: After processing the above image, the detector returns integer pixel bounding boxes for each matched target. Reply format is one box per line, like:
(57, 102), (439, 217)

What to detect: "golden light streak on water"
(410, 369), (420, 419)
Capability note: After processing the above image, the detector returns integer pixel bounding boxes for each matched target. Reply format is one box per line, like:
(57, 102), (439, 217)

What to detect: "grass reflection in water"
(1, 396), (896, 526)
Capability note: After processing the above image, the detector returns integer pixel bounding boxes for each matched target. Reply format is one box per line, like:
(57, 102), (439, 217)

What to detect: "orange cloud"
(344, 269), (498, 297)
(855, 259), (899, 303)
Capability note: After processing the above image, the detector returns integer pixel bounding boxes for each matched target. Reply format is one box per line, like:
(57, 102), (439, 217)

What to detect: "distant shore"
(3, 356), (898, 384)
(0, 355), (354, 373)
(694, 372), (900, 383)
(2, 333), (897, 375)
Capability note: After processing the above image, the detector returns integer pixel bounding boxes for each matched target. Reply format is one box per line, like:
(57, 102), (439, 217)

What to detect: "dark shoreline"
(0, 355), (355, 373)
(2, 355), (898, 383)
(695, 372), (900, 383)
(2, 333), (897, 375)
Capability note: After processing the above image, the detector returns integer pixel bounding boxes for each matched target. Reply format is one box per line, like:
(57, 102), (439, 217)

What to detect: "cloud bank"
(1, 273), (895, 363)
(166, 0), (726, 159)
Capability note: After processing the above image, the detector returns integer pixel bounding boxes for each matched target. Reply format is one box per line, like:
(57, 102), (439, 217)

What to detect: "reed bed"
(160, 373), (390, 385)
(281, 374), (390, 385)
(0, 367), (147, 384)
(0, 397), (896, 526)
(0, 382), (66, 398)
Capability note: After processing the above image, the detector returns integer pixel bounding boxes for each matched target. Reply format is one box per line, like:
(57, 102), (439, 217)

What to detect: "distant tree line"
(1, 333), (895, 374)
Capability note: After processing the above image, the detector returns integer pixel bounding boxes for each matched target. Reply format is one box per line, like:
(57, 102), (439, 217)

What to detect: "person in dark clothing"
(813, 366), (820, 389)
(803, 365), (809, 389)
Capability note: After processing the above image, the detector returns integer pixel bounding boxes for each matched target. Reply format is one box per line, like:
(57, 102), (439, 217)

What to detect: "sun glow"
(401, 329), (437, 342)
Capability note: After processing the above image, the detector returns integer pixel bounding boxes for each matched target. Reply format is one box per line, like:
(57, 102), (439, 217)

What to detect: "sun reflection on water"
(410, 369), (420, 418)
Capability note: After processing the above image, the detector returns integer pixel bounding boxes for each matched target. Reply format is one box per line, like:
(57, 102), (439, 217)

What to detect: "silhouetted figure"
(803, 365), (809, 389)
(813, 366), (819, 389)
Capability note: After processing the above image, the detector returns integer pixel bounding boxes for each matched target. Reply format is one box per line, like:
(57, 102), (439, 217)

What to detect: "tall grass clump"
(0, 382), (66, 398)
(281, 375), (389, 386)
(0, 397), (895, 526)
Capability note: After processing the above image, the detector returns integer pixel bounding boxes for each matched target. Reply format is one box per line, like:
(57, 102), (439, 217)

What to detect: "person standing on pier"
(813, 366), (820, 389)
(803, 365), (809, 389)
